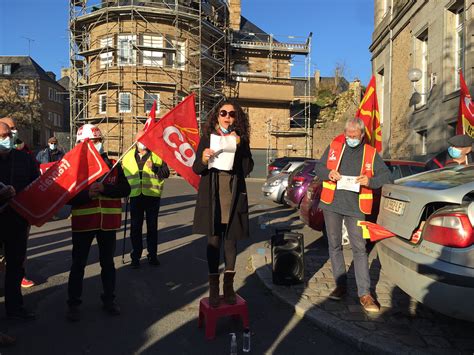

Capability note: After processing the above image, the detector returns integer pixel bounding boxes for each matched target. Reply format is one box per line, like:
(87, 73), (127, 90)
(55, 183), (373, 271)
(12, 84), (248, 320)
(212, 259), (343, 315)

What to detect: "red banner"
(356, 75), (382, 152)
(358, 221), (395, 242)
(456, 71), (474, 137)
(39, 162), (56, 175)
(10, 140), (110, 226)
(139, 94), (201, 190)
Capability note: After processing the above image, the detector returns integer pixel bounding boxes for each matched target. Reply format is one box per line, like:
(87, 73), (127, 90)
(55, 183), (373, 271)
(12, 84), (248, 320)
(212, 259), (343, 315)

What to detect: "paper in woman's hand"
(209, 134), (237, 171)
(336, 175), (360, 193)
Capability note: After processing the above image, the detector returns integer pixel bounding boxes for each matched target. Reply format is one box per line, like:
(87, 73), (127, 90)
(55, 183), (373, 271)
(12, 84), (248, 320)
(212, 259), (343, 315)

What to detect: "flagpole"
(99, 141), (137, 182)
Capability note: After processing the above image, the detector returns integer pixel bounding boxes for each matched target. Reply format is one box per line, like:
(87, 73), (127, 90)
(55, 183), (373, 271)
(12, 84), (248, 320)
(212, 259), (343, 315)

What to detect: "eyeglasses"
(219, 110), (236, 118)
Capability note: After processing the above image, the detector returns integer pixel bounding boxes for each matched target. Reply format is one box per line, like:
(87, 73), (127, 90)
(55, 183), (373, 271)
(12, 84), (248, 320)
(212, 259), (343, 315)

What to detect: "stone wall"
(312, 120), (346, 159)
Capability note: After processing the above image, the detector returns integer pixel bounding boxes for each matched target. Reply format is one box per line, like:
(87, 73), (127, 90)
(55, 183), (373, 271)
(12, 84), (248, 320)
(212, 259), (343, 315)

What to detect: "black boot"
(208, 273), (220, 308)
(223, 271), (236, 305)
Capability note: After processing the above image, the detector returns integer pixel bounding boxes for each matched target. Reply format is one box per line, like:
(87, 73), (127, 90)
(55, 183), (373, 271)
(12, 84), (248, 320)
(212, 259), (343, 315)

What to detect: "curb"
(251, 254), (424, 355)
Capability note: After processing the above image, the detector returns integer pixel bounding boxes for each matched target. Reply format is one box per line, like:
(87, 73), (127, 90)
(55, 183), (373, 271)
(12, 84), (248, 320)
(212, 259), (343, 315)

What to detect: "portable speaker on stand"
(271, 230), (304, 285)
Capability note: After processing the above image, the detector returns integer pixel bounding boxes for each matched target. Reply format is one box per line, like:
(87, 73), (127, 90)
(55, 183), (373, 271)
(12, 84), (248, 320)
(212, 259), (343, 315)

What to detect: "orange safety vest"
(71, 165), (122, 232)
(320, 140), (376, 215)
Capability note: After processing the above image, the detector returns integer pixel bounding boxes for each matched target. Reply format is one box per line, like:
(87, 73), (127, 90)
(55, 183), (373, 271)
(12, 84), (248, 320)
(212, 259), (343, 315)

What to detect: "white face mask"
(49, 143), (57, 150)
(94, 142), (104, 154)
(137, 142), (147, 151)
(11, 130), (18, 141)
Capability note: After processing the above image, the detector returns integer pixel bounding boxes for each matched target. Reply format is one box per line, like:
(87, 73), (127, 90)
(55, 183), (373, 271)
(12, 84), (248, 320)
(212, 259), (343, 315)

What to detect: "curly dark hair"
(203, 100), (250, 142)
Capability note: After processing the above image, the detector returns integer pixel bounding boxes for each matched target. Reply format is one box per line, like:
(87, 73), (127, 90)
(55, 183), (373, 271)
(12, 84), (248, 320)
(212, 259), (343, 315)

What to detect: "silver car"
(377, 165), (474, 321)
(262, 161), (304, 204)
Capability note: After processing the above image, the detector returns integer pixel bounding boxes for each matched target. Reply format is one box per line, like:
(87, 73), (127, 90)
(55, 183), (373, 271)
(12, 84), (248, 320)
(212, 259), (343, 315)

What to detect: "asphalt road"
(0, 178), (357, 354)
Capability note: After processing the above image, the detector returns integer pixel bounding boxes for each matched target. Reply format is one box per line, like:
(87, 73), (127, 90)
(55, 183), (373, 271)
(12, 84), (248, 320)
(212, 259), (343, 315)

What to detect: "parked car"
(376, 164), (474, 321)
(262, 161), (305, 204)
(284, 160), (317, 209)
(300, 160), (426, 244)
(267, 156), (310, 179)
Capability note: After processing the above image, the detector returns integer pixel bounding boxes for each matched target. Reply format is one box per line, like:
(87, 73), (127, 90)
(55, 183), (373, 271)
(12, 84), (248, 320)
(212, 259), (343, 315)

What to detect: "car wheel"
(280, 190), (288, 205)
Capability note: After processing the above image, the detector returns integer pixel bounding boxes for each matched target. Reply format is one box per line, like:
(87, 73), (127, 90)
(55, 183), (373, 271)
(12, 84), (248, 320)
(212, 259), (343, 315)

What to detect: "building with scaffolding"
(69, 0), (312, 172)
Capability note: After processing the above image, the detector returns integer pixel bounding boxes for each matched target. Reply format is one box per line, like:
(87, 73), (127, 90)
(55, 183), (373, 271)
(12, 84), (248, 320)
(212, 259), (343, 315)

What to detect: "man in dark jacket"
(425, 134), (474, 170)
(0, 122), (39, 320)
(36, 136), (65, 164)
(314, 117), (393, 313)
(66, 124), (131, 322)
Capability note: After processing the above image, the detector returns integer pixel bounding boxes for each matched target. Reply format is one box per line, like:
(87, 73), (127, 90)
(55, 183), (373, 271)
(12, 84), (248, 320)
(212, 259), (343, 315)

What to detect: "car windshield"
(397, 164), (474, 190)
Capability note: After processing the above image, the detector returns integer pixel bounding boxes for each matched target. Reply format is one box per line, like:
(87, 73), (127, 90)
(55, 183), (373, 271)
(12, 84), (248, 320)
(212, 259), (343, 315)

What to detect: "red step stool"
(198, 294), (249, 340)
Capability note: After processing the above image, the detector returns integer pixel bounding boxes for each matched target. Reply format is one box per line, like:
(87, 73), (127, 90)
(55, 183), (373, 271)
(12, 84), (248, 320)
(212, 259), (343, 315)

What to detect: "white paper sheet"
(208, 134), (237, 171)
(336, 175), (360, 193)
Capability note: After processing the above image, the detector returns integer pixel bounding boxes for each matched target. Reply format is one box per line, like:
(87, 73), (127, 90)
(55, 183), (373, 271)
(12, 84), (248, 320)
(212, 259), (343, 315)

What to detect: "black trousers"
(0, 212), (28, 314)
(67, 230), (116, 307)
(130, 195), (161, 261)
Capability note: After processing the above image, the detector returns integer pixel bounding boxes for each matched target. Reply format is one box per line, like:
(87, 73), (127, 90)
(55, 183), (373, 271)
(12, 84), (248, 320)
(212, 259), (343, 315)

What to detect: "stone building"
(371, 0), (473, 159)
(0, 56), (68, 151)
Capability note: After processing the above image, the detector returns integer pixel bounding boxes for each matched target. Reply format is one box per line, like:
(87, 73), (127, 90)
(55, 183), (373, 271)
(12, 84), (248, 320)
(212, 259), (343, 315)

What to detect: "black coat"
(192, 134), (254, 240)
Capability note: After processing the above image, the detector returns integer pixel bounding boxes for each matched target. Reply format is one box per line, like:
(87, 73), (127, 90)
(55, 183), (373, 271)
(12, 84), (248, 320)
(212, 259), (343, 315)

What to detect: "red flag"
(356, 76), (382, 152)
(143, 100), (157, 132)
(138, 94), (201, 190)
(358, 221), (395, 242)
(456, 71), (474, 137)
(39, 162), (56, 175)
(10, 140), (110, 226)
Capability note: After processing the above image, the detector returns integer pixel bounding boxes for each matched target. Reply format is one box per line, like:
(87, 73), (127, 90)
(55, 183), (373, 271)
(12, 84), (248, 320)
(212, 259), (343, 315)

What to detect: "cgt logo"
(163, 126), (196, 167)
(365, 163), (372, 172)
(329, 149), (337, 161)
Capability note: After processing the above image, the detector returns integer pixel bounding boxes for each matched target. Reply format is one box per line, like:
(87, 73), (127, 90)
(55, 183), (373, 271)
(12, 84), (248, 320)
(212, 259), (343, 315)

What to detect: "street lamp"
(407, 68), (436, 107)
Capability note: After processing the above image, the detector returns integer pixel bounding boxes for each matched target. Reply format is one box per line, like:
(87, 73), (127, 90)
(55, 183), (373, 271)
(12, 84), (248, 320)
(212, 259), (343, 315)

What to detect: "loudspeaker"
(271, 231), (304, 285)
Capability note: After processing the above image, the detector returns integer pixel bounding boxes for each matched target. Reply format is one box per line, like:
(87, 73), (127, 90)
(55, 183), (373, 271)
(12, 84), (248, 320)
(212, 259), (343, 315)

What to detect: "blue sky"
(0, 0), (374, 84)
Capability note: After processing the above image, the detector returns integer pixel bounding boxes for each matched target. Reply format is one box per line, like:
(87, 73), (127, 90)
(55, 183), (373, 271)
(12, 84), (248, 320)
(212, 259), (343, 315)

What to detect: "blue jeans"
(130, 195), (161, 261)
(323, 210), (370, 297)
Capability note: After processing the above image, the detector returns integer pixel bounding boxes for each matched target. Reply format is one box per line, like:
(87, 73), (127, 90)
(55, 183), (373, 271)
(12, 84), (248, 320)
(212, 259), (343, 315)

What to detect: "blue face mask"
(448, 146), (462, 159)
(0, 137), (12, 151)
(94, 142), (104, 154)
(346, 137), (361, 148)
(220, 125), (230, 134)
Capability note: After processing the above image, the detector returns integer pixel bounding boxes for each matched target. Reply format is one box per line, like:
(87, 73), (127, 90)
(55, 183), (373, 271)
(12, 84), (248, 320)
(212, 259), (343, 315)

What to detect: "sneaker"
(7, 307), (36, 321)
(102, 302), (121, 316)
(328, 286), (347, 301)
(147, 255), (160, 266)
(130, 259), (140, 269)
(21, 278), (35, 288)
(66, 306), (80, 322)
(359, 294), (380, 313)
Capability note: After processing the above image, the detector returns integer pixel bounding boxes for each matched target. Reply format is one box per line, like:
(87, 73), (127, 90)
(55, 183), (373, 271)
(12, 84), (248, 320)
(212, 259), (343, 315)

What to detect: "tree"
(0, 79), (42, 128)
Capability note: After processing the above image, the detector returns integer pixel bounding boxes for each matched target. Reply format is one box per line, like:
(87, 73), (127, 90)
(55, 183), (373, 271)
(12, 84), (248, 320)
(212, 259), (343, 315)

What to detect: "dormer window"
(0, 64), (11, 75)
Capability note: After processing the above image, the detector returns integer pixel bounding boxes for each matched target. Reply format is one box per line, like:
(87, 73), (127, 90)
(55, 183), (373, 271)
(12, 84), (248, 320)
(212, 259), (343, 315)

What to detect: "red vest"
(320, 140), (376, 215)
(71, 166), (122, 232)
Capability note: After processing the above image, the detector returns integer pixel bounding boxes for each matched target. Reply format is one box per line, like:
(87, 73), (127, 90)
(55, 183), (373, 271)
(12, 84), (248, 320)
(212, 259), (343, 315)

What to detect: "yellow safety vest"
(122, 149), (164, 198)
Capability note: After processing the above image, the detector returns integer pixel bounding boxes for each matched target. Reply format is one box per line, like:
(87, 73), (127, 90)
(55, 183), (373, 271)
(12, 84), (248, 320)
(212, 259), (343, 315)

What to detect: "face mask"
(448, 146), (462, 159)
(11, 130), (18, 141)
(0, 137), (12, 151)
(346, 137), (361, 148)
(49, 143), (57, 150)
(94, 142), (104, 154)
(219, 125), (230, 134)
(137, 142), (147, 151)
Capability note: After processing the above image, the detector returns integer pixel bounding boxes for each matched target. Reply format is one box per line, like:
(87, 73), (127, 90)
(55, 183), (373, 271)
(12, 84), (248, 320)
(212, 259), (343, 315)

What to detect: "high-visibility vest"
(71, 166), (123, 232)
(122, 149), (164, 198)
(320, 140), (376, 215)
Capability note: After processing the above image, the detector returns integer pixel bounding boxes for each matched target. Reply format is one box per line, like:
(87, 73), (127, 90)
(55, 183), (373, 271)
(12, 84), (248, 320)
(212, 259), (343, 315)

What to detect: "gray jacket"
(314, 143), (393, 219)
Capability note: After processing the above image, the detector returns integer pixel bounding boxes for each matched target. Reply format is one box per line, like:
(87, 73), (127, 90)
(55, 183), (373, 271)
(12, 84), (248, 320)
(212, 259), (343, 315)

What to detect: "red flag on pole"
(456, 71), (474, 137)
(138, 94), (201, 190)
(143, 100), (158, 132)
(10, 140), (110, 226)
(356, 76), (382, 152)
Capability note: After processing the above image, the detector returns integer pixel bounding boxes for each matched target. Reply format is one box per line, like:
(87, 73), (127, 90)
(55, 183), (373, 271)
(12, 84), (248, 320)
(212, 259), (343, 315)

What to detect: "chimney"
(61, 67), (70, 78)
(314, 69), (320, 89)
(46, 71), (56, 81)
(229, 0), (241, 31)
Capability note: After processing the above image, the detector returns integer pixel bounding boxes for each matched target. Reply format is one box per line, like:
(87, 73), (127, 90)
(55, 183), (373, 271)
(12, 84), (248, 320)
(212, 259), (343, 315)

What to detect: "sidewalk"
(251, 222), (474, 354)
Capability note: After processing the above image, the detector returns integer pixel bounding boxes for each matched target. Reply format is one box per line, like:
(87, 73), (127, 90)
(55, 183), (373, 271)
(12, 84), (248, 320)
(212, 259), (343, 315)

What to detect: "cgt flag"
(10, 140), (110, 226)
(358, 221), (395, 242)
(138, 93), (201, 190)
(356, 76), (382, 152)
(456, 71), (474, 137)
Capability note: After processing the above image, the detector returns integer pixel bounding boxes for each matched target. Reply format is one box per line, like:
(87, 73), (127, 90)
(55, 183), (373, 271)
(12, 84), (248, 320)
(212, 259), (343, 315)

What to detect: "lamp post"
(407, 68), (436, 108)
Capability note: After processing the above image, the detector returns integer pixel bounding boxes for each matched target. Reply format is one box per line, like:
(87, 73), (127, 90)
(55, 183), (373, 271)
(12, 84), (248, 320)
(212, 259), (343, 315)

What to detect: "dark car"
(267, 156), (310, 179)
(300, 160), (426, 244)
(284, 160), (317, 209)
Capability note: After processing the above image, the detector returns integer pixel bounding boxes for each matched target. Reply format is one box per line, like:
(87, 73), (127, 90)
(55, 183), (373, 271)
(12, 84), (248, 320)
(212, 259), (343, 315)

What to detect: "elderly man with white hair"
(314, 117), (393, 313)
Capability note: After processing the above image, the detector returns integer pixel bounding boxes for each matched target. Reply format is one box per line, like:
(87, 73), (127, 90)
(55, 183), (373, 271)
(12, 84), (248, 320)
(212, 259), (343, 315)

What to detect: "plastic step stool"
(198, 294), (249, 340)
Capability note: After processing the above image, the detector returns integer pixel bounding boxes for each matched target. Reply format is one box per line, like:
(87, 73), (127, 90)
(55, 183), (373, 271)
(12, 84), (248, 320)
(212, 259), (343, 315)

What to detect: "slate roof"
(0, 56), (59, 85)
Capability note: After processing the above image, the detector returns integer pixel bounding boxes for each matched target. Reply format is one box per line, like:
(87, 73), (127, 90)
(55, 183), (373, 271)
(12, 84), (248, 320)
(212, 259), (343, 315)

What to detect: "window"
(174, 40), (186, 70)
(118, 35), (136, 66)
(54, 113), (59, 126)
(454, 7), (464, 89)
(99, 94), (107, 114)
(0, 64), (11, 75)
(417, 130), (427, 155)
(48, 87), (54, 101)
(48, 112), (53, 121)
(144, 92), (160, 114)
(142, 34), (164, 67)
(100, 36), (114, 68)
(119, 92), (131, 113)
(414, 29), (429, 106)
(18, 84), (29, 97)
(290, 116), (306, 129)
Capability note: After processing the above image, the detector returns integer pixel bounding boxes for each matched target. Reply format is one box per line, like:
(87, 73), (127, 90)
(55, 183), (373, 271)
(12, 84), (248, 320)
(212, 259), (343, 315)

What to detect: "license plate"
(383, 198), (406, 216)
